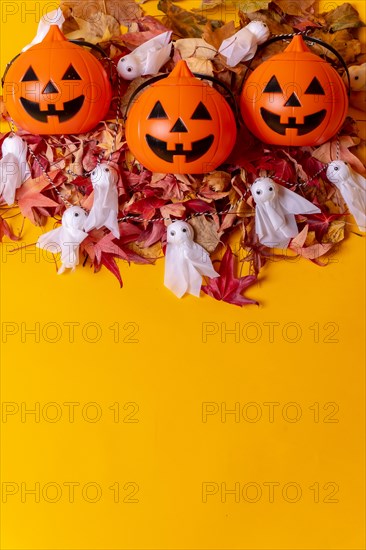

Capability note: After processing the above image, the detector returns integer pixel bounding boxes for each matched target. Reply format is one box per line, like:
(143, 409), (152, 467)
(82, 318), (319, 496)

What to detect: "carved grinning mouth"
(146, 134), (214, 163)
(20, 95), (85, 123)
(260, 107), (327, 136)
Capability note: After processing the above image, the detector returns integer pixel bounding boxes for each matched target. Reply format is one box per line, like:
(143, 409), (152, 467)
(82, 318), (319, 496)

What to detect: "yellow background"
(0, 1), (365, 549)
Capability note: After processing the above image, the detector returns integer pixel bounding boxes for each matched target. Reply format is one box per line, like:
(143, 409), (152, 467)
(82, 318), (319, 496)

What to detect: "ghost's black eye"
(334, 166), (339, 171)
(269, 186), (273, 191)
(105, 168), (109, 172)
(170, 231), (175, 236)
(75, 212), (79, 217)
(62, 64), (81, 81)
(256, 189), (262, 195)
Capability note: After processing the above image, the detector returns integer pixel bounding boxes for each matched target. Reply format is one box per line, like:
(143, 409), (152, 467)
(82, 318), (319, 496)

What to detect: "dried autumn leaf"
(202, 246), (258, 306)
(238, 0), (271, 11)
(306, 212), (346, 241)
(149, 173), (191, 201)
(158, 0), (210, 38)
(62, 0), (142, 26)
(273, 0), (315, 16)
(323, 219), (346, 244)
(312, 29), (361, 64)
(312, 136), (366, 175)
(188, 215), (221, 252)
(193, 0), (225, 11)
(203, 21), (236, 50)
(323, 3), (365, 32)
(16, 172), (61, 225)
(0, 215), (20, 242)
(64, 14), (120, 42)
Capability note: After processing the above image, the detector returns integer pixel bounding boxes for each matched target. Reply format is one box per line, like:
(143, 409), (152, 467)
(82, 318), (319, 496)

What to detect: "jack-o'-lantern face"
(3, 26), (112, 135)
(240, 36), (348, 147)
(125, 61), (237, 174)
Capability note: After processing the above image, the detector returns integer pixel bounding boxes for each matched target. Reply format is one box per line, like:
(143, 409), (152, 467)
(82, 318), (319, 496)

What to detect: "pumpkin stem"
(168, 60), (195, 79)
(284, 35), (311, 53)
(42, 25), (67, 43)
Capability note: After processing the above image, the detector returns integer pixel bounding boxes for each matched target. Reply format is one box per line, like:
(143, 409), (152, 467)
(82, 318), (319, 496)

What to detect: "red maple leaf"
(16, 170), (62, 224)
(202, 246), (258, 307)
(306, 212), (346, 241)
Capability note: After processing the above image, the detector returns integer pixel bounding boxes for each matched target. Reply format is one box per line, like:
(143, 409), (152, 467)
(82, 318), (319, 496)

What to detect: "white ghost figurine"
(22, 8), (65, 52)
(84, 164), (120, 238)
(117, 31), (172, 80)
(0, 134), (31, 206)
(326, 160), (366, 232)
(218, 20), (270, 67)
(251, 177), (321, 248)
(37, 206), (89, 274)
(164, 220), (219, 298)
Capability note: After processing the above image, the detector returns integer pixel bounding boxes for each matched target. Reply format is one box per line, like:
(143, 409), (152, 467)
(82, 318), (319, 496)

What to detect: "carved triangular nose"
(170, 118), (188, 133)
(284, 92), (301, 107)
(42, 80), (59, 94)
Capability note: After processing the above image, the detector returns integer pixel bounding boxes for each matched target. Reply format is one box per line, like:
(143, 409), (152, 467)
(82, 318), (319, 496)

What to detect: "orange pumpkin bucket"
(2, 25), (112, 135)
(125, 60), (237, 174)
(240, 35), (348, 146)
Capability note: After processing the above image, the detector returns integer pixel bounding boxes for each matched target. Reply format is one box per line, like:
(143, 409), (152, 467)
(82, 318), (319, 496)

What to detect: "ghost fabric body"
(117, 31), (172, 80)
(326, 160), (366, 232)
(84, 164), (120, 238)
(251, 177), (321, 248)
(0, 135), (31, 205)
(218, 21), (270, 67)
(164, 221), (219, 298)
(37, 206), (89, 274)
(22, 8), (65, 51)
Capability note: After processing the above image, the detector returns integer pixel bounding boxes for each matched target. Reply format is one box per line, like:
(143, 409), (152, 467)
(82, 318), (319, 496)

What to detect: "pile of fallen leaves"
(0, 0), (365, 306)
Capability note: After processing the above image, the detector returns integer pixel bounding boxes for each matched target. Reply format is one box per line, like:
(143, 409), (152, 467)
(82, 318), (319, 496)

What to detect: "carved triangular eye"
(263, 75), (283, 93)
(22, 66), (39, 82)
(305, 77), (325, 95)
(148, 101), (168, 119)
(191, 101), (212, 120)
(62, 65), (81, 80)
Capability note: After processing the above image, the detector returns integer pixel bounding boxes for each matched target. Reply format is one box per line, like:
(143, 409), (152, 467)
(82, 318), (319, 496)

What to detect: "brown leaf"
(158, 0), (210, 38)
(312, 136), (366, 175)
(129, 241), (162, 259)
(312, 29), (361, 64)
(203, 21), (236, 50)
(62, 0), (142, 25)
(188, 215), (221, 253)
(273, 0), (315, 16)
(238, 1), (271, 11)
(323, 3), (365, 32)
(323, 220), (345, 244)
(193, 0), (225, 11)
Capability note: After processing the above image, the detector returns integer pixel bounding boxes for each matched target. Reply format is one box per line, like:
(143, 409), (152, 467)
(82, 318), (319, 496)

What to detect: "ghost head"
(117, 54), (141, 80)
(62, 206), (88, 231)
(346, 64), (366, 92)
(246, 20), (270, 43)
(91, 163), (118, 186)
(1, 134), (26, 156)
(326, 161), (350, 184)
(251, 177), (277, 204)
(167, 221), (194, 245)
